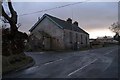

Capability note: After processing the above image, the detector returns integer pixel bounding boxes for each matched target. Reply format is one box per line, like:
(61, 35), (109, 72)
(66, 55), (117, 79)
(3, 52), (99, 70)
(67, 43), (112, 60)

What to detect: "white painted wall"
(31, 17), (65, 49)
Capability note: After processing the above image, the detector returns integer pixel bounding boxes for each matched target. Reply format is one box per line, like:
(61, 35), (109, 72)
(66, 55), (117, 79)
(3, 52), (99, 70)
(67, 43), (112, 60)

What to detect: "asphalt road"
(3, 46), (119, 78)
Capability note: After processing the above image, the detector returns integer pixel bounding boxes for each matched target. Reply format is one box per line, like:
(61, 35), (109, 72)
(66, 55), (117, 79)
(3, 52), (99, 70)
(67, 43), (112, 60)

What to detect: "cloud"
(10, 2), (118, 38)
(10, 0), (120, 2)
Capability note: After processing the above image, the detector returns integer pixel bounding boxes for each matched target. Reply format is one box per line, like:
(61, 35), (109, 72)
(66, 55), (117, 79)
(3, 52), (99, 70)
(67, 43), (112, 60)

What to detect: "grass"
(2, 55), (34, 74)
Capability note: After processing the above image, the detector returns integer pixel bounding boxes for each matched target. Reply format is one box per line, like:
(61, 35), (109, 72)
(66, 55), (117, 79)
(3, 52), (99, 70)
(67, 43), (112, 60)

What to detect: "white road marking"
(67, 58), (98, 77)
(26, 66), (39, 71)
(104, 50), (114, 55)
(105, 47), (119, 55)
(44, 59), (63, 66)
(34, 52), (46, 54)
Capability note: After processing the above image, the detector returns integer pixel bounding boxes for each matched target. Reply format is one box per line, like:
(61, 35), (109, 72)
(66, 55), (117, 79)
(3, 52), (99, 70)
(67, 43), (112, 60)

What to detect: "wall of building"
(63, 29), (89, 50)
(29, 17), (89, 51)
(28, 32), (43, 51)
(30, 17), (65, 50)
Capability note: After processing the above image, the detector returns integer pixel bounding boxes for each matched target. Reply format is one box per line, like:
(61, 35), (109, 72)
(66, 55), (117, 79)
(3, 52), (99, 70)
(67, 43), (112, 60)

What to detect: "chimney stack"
(73, 21), (78, 26)
(67, 18), (72, 24)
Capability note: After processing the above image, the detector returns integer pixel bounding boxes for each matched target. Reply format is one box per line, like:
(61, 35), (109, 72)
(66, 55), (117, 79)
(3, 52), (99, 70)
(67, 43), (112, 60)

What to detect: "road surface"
(3, 46), (119, 78)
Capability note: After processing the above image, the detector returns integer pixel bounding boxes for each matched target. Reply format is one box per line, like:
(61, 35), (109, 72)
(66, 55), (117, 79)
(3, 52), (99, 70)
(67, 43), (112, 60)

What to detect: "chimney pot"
(73, 21), (78, 26)
(67, 18), (72, 24)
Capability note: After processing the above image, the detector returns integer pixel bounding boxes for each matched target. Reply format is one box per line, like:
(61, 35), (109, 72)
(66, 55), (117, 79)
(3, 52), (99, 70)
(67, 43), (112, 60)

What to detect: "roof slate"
(30, 14), (89, 35)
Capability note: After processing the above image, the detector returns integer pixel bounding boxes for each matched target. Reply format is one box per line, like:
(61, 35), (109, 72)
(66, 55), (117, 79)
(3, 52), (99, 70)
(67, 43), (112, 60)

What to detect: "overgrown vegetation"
(1, 0), (34, 73)
(109, 22), (120, 44)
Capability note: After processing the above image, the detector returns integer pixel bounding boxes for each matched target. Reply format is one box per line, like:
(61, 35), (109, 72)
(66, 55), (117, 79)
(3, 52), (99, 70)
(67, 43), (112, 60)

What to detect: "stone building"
(28, 14), (89, 51)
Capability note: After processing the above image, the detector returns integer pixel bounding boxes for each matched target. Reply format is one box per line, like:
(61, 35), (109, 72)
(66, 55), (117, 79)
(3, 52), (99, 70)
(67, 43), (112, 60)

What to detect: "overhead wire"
(19, 0), (90, 17)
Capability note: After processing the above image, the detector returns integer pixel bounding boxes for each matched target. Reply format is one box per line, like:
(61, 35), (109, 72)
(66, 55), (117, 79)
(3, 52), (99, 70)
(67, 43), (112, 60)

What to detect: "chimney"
(73, 21), (78, 26)
(67, 18), (72, 24)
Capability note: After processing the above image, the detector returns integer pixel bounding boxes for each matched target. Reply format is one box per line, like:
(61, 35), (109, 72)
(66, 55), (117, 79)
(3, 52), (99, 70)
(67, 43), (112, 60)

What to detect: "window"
(63, 31), (65, 37)
(69, 32), (72, 43)
(76, 33), (78, 42)
(86, 36), (88, 44)
(81, 35), (83, 44)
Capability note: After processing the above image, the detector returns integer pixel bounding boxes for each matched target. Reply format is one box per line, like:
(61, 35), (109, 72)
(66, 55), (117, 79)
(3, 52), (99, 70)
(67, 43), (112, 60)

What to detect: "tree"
(2, 0), (28, 56)
(1, 1), (34, 74)
(2, 0), (18, 33)
(109, 22), (120, 44)
(109, 22), (120, 34)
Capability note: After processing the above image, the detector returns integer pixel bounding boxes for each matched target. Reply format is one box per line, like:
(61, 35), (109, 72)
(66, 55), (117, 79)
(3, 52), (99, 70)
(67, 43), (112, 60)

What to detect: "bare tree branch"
(2, 0), (18, 31)
(2, 6), (11, 21)
(109, 22), (120, 34)
(8, 0), (18, 24)
(8, 0), (14, 16)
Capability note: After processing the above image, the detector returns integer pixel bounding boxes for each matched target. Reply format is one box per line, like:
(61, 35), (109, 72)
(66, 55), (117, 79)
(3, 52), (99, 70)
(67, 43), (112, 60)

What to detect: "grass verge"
(2, 54), (34, 74)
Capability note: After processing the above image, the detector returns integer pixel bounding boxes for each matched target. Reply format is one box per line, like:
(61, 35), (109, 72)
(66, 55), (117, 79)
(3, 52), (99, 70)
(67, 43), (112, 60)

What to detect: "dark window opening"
(86, 36), (87, 44)
(76, 33), (78, 42)
(69, 32), (72, 43)
(81, 35), (83, 44)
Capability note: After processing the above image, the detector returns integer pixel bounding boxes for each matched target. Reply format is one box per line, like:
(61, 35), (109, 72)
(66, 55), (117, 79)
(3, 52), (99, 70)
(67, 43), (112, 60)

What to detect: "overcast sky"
(3, 1), (118, 38)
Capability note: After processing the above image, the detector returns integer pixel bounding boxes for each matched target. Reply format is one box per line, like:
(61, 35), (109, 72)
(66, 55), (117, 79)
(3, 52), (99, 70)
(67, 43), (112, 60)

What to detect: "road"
(3, 46), (119, 78)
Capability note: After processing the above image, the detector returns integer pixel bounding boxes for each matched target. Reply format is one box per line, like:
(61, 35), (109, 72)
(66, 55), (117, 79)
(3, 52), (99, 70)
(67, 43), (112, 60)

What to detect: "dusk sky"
(2, 1), (118, 38)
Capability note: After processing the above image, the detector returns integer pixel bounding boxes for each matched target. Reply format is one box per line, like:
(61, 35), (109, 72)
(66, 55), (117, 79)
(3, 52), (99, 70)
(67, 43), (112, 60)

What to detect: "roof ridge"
(30, 13), (88, 34)
(45, 14), (88, 34)
(45, 13), (66, 23)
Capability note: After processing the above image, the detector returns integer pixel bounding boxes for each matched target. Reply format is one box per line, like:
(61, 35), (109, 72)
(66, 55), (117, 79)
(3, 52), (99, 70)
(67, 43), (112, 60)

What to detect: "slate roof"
(29, 14), (89, 35)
